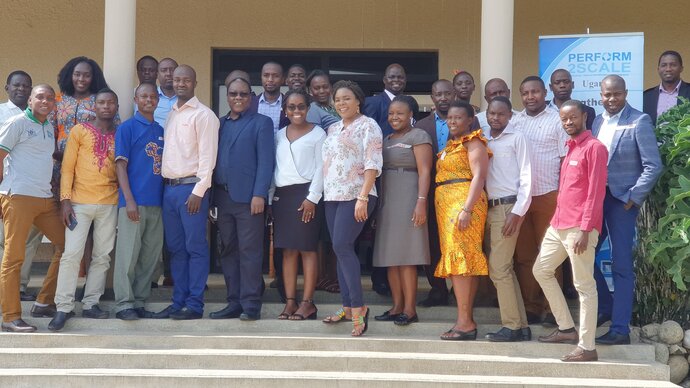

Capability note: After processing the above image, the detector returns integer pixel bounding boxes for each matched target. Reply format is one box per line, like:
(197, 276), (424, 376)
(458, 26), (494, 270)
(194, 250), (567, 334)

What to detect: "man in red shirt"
(532, 99), (608, 362)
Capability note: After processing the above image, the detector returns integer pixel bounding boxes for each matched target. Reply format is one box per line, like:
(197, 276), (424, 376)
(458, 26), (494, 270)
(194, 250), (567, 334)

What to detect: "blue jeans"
(594, 190), (639, 335)
(162, 184), (210, 314)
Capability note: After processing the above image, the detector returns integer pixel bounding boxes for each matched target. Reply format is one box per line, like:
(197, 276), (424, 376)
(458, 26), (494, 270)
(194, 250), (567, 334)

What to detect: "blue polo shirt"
(115, 112), (164, 207)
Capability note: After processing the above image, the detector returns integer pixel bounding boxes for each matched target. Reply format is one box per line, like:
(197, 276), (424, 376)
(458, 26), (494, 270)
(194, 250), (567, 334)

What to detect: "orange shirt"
(60, 122), (118, 205)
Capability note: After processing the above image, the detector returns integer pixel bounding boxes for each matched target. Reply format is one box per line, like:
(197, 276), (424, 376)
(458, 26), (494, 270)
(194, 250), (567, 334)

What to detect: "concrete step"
(0, 369), (678, 388)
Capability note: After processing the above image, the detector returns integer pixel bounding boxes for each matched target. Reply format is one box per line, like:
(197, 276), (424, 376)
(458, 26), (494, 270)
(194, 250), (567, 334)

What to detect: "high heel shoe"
(278, 298), (297, 320)
(289, 299), (318, 320)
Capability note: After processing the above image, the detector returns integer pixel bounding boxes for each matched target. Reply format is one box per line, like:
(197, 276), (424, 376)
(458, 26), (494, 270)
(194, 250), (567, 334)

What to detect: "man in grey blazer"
(592, 75), (662, 345)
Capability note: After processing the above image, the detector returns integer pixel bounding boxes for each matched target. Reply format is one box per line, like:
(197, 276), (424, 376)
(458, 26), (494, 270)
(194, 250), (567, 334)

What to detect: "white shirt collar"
(602, 106), (626, 121)
(384, 89), (396, 101)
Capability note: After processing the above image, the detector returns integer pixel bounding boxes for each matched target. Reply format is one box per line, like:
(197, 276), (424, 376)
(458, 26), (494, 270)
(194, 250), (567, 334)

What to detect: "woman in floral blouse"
(321, 80), (382, 336)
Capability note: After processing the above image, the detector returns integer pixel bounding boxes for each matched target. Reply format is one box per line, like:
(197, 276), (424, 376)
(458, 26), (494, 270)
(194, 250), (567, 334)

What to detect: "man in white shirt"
(476, 78), (518, 133)
(0, 70), (41, 302)
(483, 97), (533, 342)
(512, 76), (569, 325)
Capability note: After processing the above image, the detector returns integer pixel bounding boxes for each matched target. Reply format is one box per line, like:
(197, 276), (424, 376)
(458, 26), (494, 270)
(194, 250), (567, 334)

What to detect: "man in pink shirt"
(532, 99), (608, 362)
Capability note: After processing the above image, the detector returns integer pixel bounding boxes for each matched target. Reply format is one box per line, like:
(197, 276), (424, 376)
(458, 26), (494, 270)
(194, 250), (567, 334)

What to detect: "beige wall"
(0, 0), (687, 111)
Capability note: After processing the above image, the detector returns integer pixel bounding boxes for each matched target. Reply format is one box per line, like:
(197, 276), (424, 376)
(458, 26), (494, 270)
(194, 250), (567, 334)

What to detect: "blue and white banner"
(539, 32), (644, 115)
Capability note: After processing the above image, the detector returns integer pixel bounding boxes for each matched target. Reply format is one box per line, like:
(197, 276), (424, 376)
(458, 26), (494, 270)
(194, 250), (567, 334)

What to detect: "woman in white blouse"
(271, 89), (326, 321)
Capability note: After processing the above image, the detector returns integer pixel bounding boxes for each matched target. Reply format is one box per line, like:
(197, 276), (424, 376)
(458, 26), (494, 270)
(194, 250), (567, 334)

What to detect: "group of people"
(0, 48), (683, 362)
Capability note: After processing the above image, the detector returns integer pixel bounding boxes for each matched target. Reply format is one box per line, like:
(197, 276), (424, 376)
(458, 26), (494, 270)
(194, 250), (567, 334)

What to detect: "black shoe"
(542, 313), (557, 327)
(134, 307), (153, 319)
(374, 310), (401, 321)
(20, 291), (36, 302)
(209, 305), (242, 319)
(372, 283), (391, 296)
(170, 307), (202, 320)
(417, 290), (449, 307)
(30, 304), (56, 318)
(596, 313), (612, 327)
(116, 309), (140, 321)
(1, 319), (37, 333)
(82, 305), (109, 319)
(595, 330), (631, 345)
(521, 327), (532, 341)
(48, 311), (75, 331)
(394, 313), (418, 326)
(526, 311), (542, 325)
(240, 312), (260, 321)
(486, 327), (523, 342)
(151, 305), (178, 319)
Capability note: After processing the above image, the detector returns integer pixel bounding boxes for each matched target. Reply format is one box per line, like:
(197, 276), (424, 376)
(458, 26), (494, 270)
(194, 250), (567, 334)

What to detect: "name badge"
(569, 160), (578, 166)
(440, 151), (447, 160)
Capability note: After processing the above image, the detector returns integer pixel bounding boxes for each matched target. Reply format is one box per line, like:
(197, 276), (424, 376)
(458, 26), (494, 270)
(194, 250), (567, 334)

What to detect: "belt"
(436, 178), (471, 187)
(488, 195), (518, 208)
(383, 167), (418, 173)
(163, 176), (200, 186)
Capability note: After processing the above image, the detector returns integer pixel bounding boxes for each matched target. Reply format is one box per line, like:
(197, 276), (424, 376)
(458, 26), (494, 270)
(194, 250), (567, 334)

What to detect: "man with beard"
(548, 69), (595, 130)
(643, 50), (690, 124)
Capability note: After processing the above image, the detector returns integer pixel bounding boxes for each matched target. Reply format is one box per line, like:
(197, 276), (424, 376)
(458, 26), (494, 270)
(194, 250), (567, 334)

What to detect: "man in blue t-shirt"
(112, 83), (165, 320)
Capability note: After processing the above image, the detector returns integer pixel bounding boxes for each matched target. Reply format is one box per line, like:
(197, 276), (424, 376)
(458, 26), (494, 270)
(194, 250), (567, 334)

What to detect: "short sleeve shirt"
(383, 128), (432, 169)
(115, 112), (165, 207)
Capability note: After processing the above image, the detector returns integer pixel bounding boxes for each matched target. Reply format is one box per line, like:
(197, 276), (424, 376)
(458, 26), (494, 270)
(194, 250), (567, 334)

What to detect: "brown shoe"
(561, 346), (598, 362)
(30, 304), (57, 318)
(538, 328), (578, 344)
(1, 319), (37, 333)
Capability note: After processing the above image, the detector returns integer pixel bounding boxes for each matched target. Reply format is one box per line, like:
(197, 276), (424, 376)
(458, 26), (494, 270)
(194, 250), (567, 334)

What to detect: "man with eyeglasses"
(209, 77), (275, 321)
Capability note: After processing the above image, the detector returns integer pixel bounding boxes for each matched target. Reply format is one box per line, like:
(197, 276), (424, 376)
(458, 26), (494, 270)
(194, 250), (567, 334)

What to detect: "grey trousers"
(113, 206), (163, 313)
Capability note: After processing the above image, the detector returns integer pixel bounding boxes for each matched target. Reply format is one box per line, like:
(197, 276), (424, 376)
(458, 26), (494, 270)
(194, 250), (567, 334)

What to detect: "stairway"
(0, 275), (675, 387)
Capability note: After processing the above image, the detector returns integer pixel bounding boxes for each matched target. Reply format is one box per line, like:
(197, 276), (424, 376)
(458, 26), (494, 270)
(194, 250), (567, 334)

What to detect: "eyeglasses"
(286, 104), (308, 111)
(228, 92), (250, 98)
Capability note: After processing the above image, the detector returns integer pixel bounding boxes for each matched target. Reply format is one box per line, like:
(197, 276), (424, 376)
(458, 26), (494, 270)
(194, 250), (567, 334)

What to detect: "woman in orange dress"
(435, 100), (491, 341)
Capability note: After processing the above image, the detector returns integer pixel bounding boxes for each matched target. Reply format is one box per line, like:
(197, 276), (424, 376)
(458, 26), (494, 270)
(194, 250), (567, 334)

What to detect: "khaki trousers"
(0, 195), (64, 322)
(533, 226), (599, 350)
(486, 203), (527, 329)
(0, 225), (42, 292)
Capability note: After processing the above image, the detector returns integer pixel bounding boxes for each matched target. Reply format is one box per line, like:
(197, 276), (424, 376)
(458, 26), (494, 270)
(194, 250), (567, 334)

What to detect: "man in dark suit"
(593, 75), (662, 344)
(415, 79), (455, 307)
(643, 50), (690, 124)
(209, 77), (275, 321)
(364, 63), (407, 137)
(548, 69), (596, 130)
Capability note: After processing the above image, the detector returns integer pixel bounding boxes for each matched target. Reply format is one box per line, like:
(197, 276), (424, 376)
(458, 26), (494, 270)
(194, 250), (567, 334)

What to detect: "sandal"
(351, 306), (370, 337)
(324, 281), (340, 294)
(440, 327), (477, 341)
(322, 307), (351, 324)
(289, 299), (318, 320)
(278, 298), (297, 320)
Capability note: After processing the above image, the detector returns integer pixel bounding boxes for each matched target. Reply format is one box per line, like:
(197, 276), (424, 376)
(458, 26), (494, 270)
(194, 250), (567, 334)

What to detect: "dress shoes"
(542, 313), (557, 327)
(596, 313), (612, 327)
(374, 310), (401, 321)
(82, 305), (109, 319)
(417, 290), (449, 307)
(486, 327), (523, 342)
(134, 307), (153, 318)
(20, 291), (37, 302)
(48, 311), (75, 331)
(393, 313), (418, 326)
(151, 305), (179, 319)
(595, 331), (631, 345)
(239, 312), (260, 321)
(538, 328), (579, 344)
(521, 327), (532, 341)
(116, 309), (140, 321)
(30, 304), (56, 318)
(1, 319), (37, 333)
(170, 307), (202, 320)
(209, 305), (243, 319)
(526, 311), (542, 325)
(561, 346), (598, 362)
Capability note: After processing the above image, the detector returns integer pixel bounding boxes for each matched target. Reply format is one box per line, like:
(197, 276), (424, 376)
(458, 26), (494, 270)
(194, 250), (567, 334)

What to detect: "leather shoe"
(595, 330), (630, 345)
(526, 311), (542, 325)
(561, 346), (598, 362)
(20, 291), (36, 301)
(521, 327), (532, 341)
(48, 311), (75, 331)
(394, 313), (418, 326)
(1, 319), (37, 333)
(538, 328), (578, 344)
(30, 304), (56, 318)
(374, 310), (401, 321)
(134, 307), (153, 318)
(209, 305), (242, 319)
(82, 305), (109, 319)
(170, 307), (202, 320)
(151, 305), (179, 319)
(116, 309), (140, 321)
(486, 327), (523, 342)
(596, 313), (612, 327)
(239, 312), (260, 321)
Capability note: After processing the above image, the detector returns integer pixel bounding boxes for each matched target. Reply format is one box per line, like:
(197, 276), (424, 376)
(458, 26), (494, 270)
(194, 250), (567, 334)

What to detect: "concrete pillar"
(103, 0), (136, 120)
(480, 0), (514, 110)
